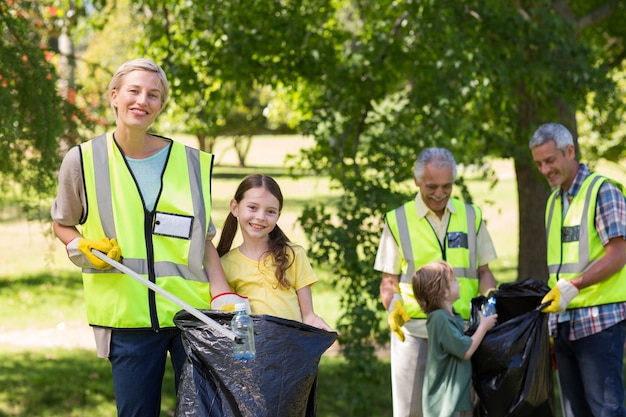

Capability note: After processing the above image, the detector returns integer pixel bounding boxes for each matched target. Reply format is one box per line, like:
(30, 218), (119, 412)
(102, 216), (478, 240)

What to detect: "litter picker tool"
(91, 250), (240, 342)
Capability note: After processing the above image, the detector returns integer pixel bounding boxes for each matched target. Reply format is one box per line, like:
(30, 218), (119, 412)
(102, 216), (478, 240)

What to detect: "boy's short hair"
(412, 260), (454, 314)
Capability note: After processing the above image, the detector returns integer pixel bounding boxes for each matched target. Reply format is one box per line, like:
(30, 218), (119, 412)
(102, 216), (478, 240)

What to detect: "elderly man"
(374, 147), (498, 417)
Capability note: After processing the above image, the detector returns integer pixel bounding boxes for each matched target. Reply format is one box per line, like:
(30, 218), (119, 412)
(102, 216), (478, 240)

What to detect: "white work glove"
(388, 294), (410, 342)
(211, 292), (251, 314)
(66, 237), (122, 270)
(541, 279), (579, 314)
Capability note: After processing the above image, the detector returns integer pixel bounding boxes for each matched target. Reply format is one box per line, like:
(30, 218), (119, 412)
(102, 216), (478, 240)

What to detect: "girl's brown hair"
(216, 174), (294, 289)
(412, 260), (454, 314)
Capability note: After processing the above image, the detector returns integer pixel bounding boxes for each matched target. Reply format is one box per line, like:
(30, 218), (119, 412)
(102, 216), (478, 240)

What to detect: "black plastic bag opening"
(173, 310), (338, 417)
(467, 279), (554, 417)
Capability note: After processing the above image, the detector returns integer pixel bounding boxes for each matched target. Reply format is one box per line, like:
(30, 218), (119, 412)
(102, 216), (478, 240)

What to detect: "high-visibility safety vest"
(545, 173), (626, 309)
(79, 132), (214, 329)
(386, 198), (481, 319)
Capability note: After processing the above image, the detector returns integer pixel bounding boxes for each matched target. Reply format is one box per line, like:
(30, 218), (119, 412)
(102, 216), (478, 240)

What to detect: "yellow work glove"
(66, 237), (122, 270)
(541, 279), (579, 314)
(211, 292), (251, 314)
(388, 294), (410, 342)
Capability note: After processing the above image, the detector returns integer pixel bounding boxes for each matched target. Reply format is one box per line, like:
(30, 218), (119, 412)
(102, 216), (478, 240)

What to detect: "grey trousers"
(390, 333), (428, 417)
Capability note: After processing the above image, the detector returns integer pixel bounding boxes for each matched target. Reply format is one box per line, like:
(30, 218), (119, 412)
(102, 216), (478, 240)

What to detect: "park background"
(2, 1), (626, 416)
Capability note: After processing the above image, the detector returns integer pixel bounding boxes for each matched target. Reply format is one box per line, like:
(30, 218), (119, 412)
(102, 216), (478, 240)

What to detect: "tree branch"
(576, 0), (619, 31)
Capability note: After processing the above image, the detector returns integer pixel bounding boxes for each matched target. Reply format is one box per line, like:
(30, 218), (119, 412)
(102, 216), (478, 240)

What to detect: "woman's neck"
(114, 127), (166, 159)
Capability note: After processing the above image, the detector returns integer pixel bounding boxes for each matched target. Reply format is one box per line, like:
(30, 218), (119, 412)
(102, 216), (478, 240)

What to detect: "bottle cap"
(234, 303), (247, 312)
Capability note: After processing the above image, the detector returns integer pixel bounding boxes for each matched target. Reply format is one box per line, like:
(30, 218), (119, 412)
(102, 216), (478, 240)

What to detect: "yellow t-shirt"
(220, 244), (318, 322)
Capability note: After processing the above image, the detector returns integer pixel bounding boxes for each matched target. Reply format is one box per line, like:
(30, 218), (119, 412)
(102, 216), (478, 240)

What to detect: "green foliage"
(5, 1), (626, 410)
(131, 3), (626, 407)
(0, 2), (65, 197)
(0, 1), (97, 202)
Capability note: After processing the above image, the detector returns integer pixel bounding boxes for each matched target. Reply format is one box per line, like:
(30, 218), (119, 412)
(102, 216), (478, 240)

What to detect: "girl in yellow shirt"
(217, 174), (333, 331)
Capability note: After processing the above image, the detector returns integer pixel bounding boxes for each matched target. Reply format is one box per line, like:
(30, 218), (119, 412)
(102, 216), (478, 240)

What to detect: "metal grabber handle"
(91, 250), (240, 342)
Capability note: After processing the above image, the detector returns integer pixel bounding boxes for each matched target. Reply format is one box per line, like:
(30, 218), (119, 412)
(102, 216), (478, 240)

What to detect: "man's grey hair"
(529, 123), (574, 152)
(413, 148), (457, 183)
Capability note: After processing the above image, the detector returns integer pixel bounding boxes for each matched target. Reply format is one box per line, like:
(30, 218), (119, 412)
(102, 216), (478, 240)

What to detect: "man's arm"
(380, 272), (401, 310)
(571, 237), (626, 290)
(477, 264), (497, 295)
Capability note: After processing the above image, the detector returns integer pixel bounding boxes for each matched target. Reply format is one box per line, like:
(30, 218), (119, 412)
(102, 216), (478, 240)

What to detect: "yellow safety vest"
(386, 198), (481, 319)
(546, 172), (626, 309)
(80, 132), (214, 329)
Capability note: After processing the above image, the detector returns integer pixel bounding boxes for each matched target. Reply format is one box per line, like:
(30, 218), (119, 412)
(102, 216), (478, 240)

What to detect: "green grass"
(0, 348), (172, 417)
(0, 271), (84, 329)
(0, 348), (391, 417)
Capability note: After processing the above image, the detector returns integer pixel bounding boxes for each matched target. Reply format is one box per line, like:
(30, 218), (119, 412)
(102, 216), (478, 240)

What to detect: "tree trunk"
(197, 132), (207, 152)
(196, 132), (218, 154)
(233, 135), (253, 167)
(514, 159), (550, 282)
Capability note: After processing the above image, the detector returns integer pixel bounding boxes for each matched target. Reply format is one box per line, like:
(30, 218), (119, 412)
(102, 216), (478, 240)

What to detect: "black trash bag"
(173, 310), (338, 417)
(467, 279), (554, 417)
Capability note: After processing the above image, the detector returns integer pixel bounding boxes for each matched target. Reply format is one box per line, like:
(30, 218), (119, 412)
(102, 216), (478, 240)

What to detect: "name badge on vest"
(561, 226), (580, 243)
(447, 232), (468, 249)
(153, 212), (194, 240)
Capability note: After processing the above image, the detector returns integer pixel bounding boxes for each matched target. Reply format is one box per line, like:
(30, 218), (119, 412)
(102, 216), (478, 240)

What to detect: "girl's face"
(110, 70), (164, 131)
(446, 275), (461, 303)
(231, 187), (281, 242)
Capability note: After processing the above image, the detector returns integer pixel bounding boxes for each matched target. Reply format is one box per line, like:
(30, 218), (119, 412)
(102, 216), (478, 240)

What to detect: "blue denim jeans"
(109, 328), (187, 417)
(554, 320), (626, 417)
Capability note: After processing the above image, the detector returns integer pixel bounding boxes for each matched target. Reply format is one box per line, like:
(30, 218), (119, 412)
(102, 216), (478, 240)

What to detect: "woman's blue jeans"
(109, 328), (187, 417)
(555, 320), (626, 417)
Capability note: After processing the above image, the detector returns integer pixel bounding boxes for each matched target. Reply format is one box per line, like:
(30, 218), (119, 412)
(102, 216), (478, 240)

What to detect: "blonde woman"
(51, 58), (230, 417)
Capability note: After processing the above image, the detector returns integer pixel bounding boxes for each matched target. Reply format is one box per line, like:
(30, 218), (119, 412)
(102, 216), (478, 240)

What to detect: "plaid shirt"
(549, 164), (626, 340)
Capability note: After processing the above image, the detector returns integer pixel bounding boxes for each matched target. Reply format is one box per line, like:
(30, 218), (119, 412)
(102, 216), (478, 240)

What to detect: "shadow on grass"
(212, 165), (301, 179)
(0, 271), (87, 329)
(317, 356), (392, 417)
(0, 348), (176, 417)
(0, 348), (391, 417)
(0, 270), (82, 291)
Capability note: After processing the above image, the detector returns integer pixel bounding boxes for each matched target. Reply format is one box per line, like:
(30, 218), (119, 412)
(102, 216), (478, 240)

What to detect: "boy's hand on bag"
(388, 294), (410, 342)
(67, 237), (121, 269)
(541, 279), (579, 314)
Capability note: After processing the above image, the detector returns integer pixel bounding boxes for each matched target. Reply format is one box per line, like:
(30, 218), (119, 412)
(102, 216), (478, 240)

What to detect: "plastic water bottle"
(481, 296), (497, 317)
(231, 303), (256, 360)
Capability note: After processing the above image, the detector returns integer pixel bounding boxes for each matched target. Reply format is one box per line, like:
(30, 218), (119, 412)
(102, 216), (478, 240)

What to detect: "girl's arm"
(297, 285), (334, 331)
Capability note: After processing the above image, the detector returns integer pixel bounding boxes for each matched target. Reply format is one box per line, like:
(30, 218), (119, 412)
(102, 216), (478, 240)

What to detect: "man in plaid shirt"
(530, 122), (626, 417)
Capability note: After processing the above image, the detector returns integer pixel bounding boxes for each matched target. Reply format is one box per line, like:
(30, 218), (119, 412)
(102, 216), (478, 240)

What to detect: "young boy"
(412, 260), (497, 417)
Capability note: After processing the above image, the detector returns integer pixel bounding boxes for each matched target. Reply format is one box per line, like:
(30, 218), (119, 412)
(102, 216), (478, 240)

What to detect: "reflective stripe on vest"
(546, 173), (626, 308)
(387, 198), (480, 319)
(80, 132), (214, 329)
